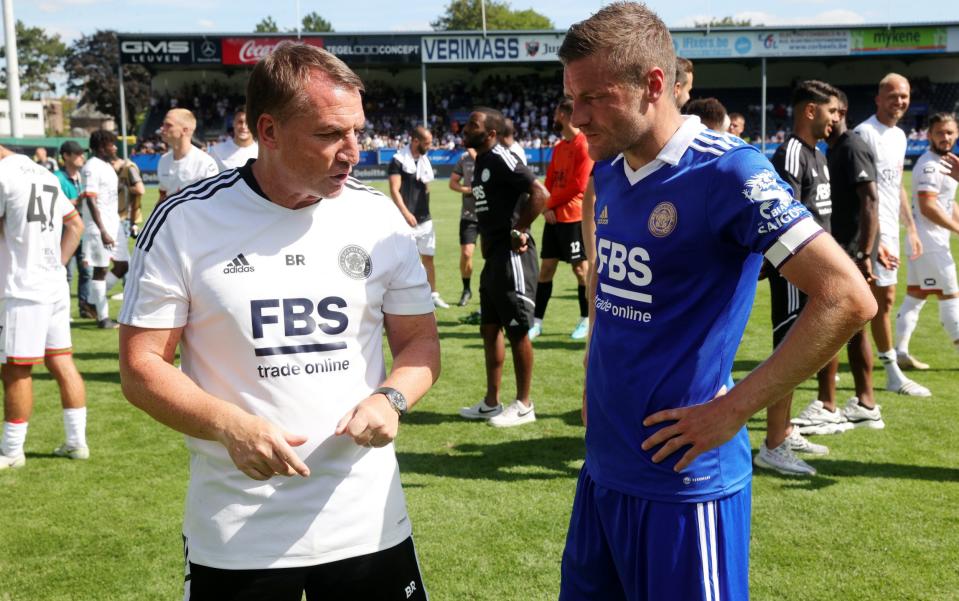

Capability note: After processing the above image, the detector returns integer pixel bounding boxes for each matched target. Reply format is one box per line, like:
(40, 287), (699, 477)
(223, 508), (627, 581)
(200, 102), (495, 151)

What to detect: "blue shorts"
(560, 466), (751, 601)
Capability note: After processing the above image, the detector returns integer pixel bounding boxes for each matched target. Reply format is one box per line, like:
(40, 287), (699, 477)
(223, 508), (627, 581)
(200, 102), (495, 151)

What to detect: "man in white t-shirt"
(502, 118), (529, 166)
(0, 146), (87, 470)
(853, 73), (930, 396)
(895, 113), (959, 358)
(210, 108), (259, 172)
(80, 130), (124, 329)
(156, 108), (219, 203)
(119, 43), (438, 600)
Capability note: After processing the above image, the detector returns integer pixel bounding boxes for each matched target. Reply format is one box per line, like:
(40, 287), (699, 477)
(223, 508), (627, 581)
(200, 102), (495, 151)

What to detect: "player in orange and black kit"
(529, 98), (594, 340)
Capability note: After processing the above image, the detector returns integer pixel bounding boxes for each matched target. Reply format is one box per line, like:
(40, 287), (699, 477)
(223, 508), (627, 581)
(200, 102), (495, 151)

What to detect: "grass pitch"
(1, 172), (958, 600)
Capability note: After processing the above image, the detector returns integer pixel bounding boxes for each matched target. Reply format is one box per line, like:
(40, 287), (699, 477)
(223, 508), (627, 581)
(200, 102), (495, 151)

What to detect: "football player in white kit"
(0, 146), (87, 470)
(119, 43), (439, 600)
(854, 74), (930, 396)
(210, 108), (259, 172)
(80, 130), (125, 329)
(156, 108), (219, 203)
(895, 113), (959, 357)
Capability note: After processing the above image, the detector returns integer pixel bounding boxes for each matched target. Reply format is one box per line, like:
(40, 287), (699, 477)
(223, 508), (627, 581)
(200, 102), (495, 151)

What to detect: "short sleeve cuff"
(382, 297), (435, 316)
(764, 218), (823, 269)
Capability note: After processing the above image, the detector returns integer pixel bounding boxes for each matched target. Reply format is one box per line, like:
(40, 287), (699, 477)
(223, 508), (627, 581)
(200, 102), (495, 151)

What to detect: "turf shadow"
(397, 435), (584, 481)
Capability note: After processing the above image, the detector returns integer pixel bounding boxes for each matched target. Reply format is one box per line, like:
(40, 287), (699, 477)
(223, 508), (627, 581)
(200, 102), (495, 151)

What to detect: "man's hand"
(906, 231), (922, 260)
(216, 412), (311, 481)
(855, 256), (876, 284)
(100, 230), (115, 248)
(511, 231), (530, 254)
(402, 210), (418, 228)
(877, 243), (899, 270)
(335, 394), (400, 448)
(543, 209), (557, 225)
(640, 386), (737, 473)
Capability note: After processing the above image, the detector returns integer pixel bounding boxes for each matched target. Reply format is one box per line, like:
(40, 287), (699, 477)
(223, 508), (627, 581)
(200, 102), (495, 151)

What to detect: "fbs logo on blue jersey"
(743, 170), (803, 235)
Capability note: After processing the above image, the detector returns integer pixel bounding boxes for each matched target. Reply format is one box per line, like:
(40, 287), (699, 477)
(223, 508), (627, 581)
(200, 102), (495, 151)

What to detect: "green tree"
(694, 16), (757, 28)
(301, 11), (334, 32)
(432, 0), (553, 31)
(63, 30), (151, 130)
(255, 16), (280, 32)
(0, 21), (68, 99)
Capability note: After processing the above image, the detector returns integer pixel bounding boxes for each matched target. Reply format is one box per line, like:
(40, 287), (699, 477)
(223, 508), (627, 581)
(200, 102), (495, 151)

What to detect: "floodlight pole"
(2, 0), (22, 138)
(118, 62), (129, 160)
(760, 57), (767, 155)
(421, 62), (428, 128)
(296, 0), (301, 39)
(481, 0), (487, 38)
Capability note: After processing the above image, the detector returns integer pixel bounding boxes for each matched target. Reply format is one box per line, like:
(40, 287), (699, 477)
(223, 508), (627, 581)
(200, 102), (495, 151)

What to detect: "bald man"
(854, 74), (930, 395)
(156, 108), (219, 204)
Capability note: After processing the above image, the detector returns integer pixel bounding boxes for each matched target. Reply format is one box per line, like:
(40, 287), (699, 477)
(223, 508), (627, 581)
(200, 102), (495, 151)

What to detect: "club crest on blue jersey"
(338, 245), (372, 280)
(647, 202), (677, 238)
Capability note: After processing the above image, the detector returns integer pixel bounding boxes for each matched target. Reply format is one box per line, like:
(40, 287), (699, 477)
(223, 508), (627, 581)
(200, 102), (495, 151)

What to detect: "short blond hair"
(878, 73), (909, 94)
(559, 2), (675, 90)
(167, 108), (197, 132)
(246, 42), (365, 140)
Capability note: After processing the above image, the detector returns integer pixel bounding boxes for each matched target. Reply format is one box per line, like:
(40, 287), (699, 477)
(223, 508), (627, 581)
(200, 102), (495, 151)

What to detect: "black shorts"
(184, 536), (427, 601)
(459, 219), (479, 246)
(541, 221), (586, 263)
(768, 268), (807, 348)
(480, 244), (539, 330)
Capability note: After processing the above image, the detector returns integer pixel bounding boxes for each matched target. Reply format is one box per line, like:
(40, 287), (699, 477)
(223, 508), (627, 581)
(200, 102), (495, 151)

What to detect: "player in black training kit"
(457, 107), (549, 428)
(757, 80), (843, 476)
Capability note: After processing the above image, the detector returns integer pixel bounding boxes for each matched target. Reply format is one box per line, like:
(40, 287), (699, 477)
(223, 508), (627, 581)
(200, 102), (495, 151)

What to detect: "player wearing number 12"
(0, 146), (87, 470)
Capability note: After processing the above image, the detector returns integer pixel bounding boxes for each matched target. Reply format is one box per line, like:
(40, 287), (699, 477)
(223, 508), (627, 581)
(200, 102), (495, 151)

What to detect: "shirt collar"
(615, 115), (706, 185)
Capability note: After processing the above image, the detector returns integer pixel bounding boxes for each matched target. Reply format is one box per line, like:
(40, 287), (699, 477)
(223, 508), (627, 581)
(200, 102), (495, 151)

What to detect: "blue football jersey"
(587, 117), (823, 502)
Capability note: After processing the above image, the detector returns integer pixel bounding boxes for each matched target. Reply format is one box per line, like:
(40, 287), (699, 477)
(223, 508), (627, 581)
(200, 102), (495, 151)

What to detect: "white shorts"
(907, 249), (959, 295)
(872, 230), (899, 288)
(412, 219), (436, 257)
(0, 288), (72, 365)
(114, 220), (131, 263)
(83, 220), (128, 267)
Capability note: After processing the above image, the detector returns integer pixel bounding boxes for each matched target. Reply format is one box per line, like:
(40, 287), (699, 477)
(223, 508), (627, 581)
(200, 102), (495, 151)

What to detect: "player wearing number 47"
(119, 43), (438, 600)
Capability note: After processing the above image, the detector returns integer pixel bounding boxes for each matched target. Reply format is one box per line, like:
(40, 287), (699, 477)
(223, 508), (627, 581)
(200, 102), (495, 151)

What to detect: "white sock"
(91, 280), (108, 321)
(895, 296), (926, 355)
(1, 421), (28, 457)
(104, 272), (120, 294)
(939, 297), (959, 346)
(63, 407), (87, 448)
(878, 349), (906, 383)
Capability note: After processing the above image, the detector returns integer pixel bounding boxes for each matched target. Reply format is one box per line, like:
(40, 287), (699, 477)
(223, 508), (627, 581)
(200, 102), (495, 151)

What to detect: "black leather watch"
(854, 250), (867, 261)
(374, 386), (408, 417)
(510, 229), (524, 240)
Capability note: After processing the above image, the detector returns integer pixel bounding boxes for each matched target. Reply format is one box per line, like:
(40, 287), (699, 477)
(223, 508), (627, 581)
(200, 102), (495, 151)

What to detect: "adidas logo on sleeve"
(223, 253), (255, 274)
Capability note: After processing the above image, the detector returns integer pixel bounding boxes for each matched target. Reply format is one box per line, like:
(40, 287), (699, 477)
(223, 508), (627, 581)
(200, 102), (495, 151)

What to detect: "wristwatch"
(854, 250), (867, 261)
(510, 229), (524, 240)
(374, 386), (408, 417)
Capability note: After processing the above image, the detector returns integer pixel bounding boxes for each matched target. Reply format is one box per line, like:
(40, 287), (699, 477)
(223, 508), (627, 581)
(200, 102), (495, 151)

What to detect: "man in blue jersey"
(558, 4), (877, 600)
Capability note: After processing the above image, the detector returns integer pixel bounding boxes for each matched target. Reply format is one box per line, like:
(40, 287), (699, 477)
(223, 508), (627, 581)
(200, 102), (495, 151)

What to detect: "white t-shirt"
(854, 115), (907, 237)
(80, 156), (119, 240)
(0, 154), (78, 302)
(119, 167), (433, 570)
(210, 138), (259, 172)
(912, 150), (958, 254)
(508, 141), (528, 165)
(157, 146), (219, 196)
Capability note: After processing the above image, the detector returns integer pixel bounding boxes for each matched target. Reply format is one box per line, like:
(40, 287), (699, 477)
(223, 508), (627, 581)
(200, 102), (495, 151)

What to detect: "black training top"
(827, 131), (878, 249)
(471, 144), (536, 252)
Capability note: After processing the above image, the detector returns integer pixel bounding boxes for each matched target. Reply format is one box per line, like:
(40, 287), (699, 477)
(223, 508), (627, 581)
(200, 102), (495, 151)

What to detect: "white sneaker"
(0, 452), (25, 470)
(459, 400), (503, 420)
(570, 318), (588, 340)
(110, 291), (124, 301)
(842, 398), (885, 429)
(431, 292), (450, 309)
(754, 441), (816, 476)
(897, 352), (930, 370)
(791, 400), (853, 435)
(528, 323), (543, 340)
(785, 428), (829, 456)
(488, 400), (536, 428)
(53, 443), (90, 460)
(885, 377), (931, 397)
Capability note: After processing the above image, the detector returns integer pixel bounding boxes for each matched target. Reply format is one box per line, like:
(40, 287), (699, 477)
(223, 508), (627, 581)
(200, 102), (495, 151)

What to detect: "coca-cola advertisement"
(222, 37), (325, 65)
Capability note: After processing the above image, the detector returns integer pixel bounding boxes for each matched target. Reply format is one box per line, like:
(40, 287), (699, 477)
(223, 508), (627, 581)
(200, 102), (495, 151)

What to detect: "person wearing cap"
(56, 141), (94, 318)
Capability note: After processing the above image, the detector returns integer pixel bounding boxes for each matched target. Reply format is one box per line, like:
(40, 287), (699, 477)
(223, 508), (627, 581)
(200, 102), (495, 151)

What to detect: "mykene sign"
(120, 40), (193, 64)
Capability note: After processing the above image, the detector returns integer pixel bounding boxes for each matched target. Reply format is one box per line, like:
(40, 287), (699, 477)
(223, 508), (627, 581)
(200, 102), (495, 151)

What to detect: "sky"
(18, 0), (956, 44)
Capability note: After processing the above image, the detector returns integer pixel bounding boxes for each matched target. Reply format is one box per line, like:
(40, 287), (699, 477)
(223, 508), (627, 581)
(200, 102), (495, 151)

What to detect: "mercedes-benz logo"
(200, 40), (217, 58)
